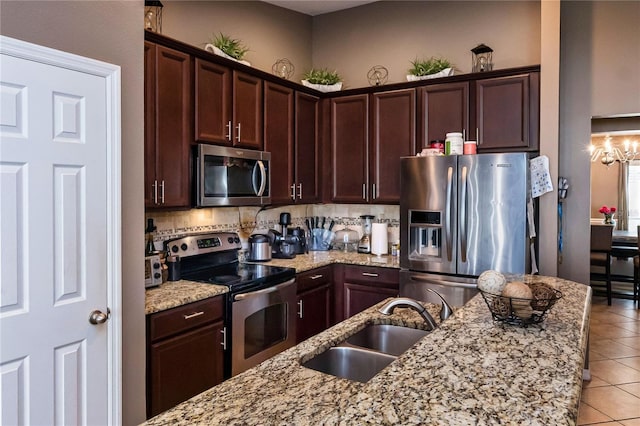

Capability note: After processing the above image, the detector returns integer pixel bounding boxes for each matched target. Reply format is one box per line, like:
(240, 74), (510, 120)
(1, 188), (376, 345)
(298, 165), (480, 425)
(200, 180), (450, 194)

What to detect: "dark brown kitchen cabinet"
(474, 72), (539, 151)
(146, 296), (225, 418)
(331, 94), (369, 203)
(296, 266), (333, 343)
(419, 82), (470, 148)
(194, 58), (231, 145)
(144, 41), (192, 208)
(194, 59), (262, 149)
(370, 89), (417, 203)
(294, 92), (321, 203)
(334, 265), (399, 321)
(264, 82), (294, 205)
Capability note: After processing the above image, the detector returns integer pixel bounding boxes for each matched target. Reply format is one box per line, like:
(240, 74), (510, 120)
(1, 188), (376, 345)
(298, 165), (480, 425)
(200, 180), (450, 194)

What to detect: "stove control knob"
(181, 243), (188, 251)
(228, 237), (234, 244)
(234, 237), (240, 243)
(171, 245), (179, 253)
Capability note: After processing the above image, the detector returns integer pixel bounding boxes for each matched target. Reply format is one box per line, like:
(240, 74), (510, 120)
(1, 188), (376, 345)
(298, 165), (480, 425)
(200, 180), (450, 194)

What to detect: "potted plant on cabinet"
(302, 68), (342, 92)
(406, 57), (453, 81)
(205, 32), (251, 66)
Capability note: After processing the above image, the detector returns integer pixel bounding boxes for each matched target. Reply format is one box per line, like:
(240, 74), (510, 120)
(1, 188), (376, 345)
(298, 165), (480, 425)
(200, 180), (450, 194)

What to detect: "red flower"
(611, 207), (617, 213)
(599, 206), (611, 214)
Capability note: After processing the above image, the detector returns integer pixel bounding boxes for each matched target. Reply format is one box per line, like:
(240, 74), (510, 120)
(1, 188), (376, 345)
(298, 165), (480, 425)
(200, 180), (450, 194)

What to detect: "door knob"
(89, 308), (110, 325)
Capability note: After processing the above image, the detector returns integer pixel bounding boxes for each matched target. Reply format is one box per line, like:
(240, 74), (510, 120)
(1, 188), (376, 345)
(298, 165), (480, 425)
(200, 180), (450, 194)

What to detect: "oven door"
(231, 278), (296, 376)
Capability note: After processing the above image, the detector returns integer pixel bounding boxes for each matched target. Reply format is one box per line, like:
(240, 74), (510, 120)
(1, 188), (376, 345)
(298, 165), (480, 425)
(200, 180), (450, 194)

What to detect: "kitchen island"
(144, 275), (590, 425)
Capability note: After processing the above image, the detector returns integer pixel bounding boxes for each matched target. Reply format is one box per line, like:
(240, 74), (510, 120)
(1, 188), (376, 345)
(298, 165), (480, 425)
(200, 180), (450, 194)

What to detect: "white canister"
(445, 132), (464, 155)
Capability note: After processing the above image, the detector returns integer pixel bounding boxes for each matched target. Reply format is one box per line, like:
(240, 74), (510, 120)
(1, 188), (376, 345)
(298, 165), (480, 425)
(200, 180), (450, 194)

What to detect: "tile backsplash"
(146, 204), (400, 251)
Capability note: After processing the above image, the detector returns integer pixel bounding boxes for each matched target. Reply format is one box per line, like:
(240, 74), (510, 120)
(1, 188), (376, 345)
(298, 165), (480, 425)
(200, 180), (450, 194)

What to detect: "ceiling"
(261, 0), (378, 16)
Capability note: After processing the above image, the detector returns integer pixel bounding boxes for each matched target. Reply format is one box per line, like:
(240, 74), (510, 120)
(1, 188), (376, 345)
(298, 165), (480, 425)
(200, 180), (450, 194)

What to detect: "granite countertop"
(144, 275), (591, 425)
(145, 252), (399, 314)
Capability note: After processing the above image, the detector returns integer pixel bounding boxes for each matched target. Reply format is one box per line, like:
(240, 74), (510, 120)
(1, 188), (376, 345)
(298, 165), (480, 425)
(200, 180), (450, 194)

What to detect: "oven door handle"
(233, 278), (295, 301)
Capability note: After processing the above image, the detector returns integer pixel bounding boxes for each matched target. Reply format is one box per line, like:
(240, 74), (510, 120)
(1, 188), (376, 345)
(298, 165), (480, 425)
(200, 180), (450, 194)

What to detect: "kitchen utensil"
(328, 220), (335, 231)
(320, 217), (326, 229)
(248, 234), (272, 262)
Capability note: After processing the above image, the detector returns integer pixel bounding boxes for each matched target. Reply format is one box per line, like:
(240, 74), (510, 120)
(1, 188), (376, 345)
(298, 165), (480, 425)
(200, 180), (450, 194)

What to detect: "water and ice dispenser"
(408, 210), (442, 260)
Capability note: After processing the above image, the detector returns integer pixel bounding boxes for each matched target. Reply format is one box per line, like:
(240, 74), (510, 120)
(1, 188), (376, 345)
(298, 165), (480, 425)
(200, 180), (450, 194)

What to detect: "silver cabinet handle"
(89, 308), (110, 325)
(310, 274), (323, 280)
(372, 183), (377, 200)
(362, 183), (366, 200)
(221, 327), (227, 350)
(159, 180), (165, 204)
(362, 272), (378, 277)
(463, 129), (466, 141)
(297, 183), (302, 200)
(297, 300), (303, 318)
(236, 123), (241, 142)
(183, 311), (204, 320)
(290, 184), (296, 200)
(226, 121), (232, 141)
(476, 128), (479, 144)
(152, 180), (158, 204)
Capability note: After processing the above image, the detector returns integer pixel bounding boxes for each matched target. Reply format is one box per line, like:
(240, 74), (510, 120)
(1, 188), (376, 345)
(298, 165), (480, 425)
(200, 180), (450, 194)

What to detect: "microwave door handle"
(253, 160), (267, 196)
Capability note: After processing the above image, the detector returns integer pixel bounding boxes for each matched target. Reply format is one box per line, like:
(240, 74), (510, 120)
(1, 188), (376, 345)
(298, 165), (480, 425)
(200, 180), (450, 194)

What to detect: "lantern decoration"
(144, 0), (164, 33)
(471, 44), (493, 72)
(272, 59), (295, 80)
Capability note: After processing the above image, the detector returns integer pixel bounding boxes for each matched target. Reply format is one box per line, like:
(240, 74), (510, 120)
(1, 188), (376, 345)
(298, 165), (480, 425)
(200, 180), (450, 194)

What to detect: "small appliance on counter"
(358, 215), (375, 253)
(268, 212), (298, 259)
(144, 254), (162, 288)
(287, 226), (307, 254)
(247, 234), (272, 262)
(334, 227), (359, 252)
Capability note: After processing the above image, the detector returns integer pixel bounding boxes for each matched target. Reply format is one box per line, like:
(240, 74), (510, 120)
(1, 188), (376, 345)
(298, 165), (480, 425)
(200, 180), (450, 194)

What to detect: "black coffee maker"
(268, 212), (297, 259)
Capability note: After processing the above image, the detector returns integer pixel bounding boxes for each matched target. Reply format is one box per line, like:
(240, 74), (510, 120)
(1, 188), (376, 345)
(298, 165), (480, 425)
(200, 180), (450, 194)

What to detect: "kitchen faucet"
(378, 290), (454, 330)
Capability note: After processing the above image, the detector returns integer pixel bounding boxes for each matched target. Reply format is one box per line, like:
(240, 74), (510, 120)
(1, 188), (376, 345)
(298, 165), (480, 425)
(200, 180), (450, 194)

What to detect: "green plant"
(209, 32), (248, 60)
(408, 57), (451, 76)
(303, 68), (341, 85)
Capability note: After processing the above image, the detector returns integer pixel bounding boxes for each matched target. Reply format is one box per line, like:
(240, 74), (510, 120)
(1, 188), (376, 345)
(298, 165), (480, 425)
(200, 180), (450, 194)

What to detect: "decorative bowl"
(479, 281), (562, 326)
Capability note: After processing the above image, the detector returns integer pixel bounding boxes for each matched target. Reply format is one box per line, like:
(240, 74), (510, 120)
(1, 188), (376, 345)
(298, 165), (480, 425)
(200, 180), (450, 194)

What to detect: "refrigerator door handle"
(460, 166), (468, 262)
(445, 166), (453, 262)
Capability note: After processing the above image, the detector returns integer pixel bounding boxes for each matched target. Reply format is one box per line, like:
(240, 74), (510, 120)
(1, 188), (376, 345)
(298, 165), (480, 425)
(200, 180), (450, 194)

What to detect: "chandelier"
(589, 135), (638, 166)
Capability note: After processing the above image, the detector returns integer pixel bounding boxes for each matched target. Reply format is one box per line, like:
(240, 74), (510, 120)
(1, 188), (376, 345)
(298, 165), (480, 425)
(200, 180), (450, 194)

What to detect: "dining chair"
(590, 224), (613, 305)
(634, 225), (639, 308)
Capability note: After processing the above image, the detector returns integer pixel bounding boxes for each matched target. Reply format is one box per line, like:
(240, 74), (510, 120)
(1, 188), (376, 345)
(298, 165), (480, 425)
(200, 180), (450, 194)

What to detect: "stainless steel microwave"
(195, 144), (271, 207)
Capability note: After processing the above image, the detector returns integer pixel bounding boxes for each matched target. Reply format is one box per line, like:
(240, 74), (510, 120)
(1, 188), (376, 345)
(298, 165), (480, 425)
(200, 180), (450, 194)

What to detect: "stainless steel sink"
(345, 324), (429, 356)
(302, 346), (396, 383)
(301, 324), (429, 382)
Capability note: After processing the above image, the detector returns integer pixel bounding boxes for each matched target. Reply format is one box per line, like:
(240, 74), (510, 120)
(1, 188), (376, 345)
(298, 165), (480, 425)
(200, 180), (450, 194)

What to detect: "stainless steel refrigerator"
(399, 152), (531, 306)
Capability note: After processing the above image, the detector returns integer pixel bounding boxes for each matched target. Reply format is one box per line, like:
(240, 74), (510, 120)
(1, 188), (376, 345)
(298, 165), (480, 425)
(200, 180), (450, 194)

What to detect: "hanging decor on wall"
(471, 43), (493, 72)
(272, 59), (295, 80)
(367, 65), (389, 86)
(144, 0), (164, 33)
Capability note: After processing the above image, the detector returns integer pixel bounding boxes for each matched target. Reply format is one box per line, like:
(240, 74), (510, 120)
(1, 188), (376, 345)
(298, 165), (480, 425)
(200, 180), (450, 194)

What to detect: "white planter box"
(204, 44), (251, 67)
(301, 80), (343, 93)
(406, 67), (453, 81)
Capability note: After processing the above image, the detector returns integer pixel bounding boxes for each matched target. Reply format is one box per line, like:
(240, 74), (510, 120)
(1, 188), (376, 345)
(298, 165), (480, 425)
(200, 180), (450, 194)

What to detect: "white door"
(0, 36), (121, 425)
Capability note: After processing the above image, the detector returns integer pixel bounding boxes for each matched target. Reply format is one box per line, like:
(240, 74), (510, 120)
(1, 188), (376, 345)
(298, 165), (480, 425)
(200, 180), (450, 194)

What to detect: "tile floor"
(578, 296), (640, 425)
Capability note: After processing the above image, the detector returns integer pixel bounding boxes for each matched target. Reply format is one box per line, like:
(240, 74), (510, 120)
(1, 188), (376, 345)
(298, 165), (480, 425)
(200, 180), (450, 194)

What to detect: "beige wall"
(0, 1), (146, 424)
(312, 1), (541, 88)
(591, 1), (640, 116)
(590, 162), (620, 218)
(162, 0), (312, 83)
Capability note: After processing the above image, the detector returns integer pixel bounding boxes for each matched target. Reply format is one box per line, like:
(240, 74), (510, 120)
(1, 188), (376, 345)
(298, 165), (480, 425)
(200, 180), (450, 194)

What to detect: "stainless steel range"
(165, 232), (297, 378)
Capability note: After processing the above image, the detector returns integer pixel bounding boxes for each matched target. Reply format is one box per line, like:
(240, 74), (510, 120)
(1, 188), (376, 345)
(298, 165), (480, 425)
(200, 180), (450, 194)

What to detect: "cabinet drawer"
(344, 265), (399, 286)
(148, 296), (224, 342)
(297, 266), (332, 293)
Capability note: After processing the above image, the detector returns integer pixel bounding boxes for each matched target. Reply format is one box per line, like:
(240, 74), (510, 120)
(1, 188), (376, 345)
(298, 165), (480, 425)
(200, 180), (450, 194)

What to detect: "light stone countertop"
(145, 251), (399, 314)
(144, 275), (591, 425)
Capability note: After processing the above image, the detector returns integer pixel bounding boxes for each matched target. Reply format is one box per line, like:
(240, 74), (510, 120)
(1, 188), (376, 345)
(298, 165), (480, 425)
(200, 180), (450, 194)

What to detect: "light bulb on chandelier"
(589, 135), (639, 166)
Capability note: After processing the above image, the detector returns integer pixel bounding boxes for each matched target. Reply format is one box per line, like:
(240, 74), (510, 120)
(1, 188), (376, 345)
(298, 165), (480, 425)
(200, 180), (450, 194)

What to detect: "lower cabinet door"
(296, 283), (331, 343)
(344, 282), (398, 319)
(148, 321), (224, 418)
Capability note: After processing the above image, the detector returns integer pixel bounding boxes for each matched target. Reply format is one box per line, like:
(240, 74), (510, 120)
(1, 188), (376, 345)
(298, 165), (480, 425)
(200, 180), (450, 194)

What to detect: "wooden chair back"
(590, 224), (613, 253)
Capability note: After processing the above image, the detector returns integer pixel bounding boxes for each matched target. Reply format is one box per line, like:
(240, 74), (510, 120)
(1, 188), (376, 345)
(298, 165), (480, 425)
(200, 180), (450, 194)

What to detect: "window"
(628, 160), (640, 229)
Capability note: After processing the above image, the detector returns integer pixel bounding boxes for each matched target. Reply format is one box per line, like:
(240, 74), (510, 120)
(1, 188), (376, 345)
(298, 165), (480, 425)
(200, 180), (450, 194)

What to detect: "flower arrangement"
(599, 205), (616, 224)
(301, 68), (342, 92)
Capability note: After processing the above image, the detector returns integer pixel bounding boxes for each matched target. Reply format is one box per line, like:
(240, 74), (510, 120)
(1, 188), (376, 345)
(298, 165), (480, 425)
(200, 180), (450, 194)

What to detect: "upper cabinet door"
(144, 41), (157, 207)
(233, 71), (263, 149)
(194, 58), (232, 145)
(371, 89), (416, 203)
(331, 94), (369, 203)
(419, 82), (470, 147)
(295, 92), (320, 204)
(264, 82), (294, 205)
(475, 72), (539, 151)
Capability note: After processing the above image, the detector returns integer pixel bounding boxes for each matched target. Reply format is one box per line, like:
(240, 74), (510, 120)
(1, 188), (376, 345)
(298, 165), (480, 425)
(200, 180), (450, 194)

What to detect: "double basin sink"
(302, 324), (430, 383)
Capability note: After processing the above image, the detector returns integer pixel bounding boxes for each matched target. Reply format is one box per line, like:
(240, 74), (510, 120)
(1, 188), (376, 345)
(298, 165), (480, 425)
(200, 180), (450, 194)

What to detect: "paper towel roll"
(371, 223), (388, 256)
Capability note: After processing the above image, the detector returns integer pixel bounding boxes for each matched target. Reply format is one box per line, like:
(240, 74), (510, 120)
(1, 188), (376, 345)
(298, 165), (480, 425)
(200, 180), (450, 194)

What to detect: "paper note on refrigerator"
(530, 155), (554, 198)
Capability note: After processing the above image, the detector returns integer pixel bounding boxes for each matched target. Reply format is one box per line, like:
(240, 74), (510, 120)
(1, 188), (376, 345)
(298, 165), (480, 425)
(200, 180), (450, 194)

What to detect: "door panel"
(233, 71), (262, 149)
(1, 37), (119, 425)
(295, 92), (320, 203)
(420, 82), (469, 146)
(264, 82), (294, 204)
(195, 59), (232, 145)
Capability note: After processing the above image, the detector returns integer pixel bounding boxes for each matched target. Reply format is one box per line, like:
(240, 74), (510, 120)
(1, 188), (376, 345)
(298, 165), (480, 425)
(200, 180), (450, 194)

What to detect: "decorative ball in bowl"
(477, 271), (562, 326)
